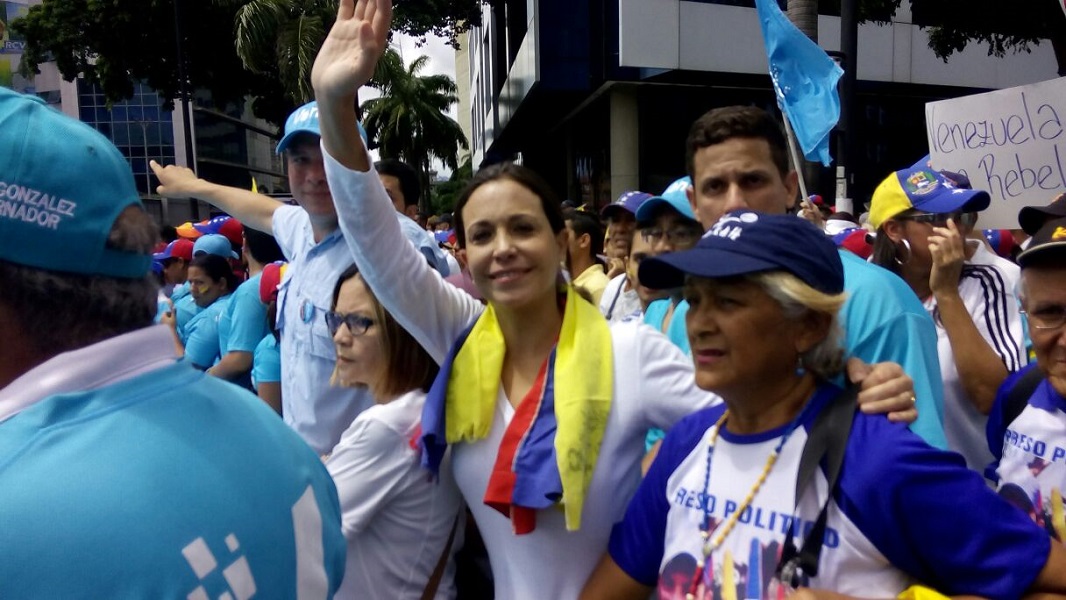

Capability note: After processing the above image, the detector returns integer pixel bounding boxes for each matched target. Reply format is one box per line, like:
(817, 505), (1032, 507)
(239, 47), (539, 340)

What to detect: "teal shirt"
(182, 295), (231, 369)
(218, 273), (269, 389)
(0, 361), (345, 598)
(252, 334), (282, 392)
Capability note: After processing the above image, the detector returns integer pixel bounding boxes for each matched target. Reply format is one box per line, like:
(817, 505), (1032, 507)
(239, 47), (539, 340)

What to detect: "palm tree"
(362, 47), (469, 209)
(219, 0), (336, 106)
(787, 0), (819, 41)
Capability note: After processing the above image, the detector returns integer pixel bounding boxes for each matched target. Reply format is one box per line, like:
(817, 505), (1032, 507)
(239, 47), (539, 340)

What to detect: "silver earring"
(894, 239), (912, 266)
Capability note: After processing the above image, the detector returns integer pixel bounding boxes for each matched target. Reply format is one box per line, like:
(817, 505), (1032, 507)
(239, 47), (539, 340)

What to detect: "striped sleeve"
(960, 264), (1025, 373)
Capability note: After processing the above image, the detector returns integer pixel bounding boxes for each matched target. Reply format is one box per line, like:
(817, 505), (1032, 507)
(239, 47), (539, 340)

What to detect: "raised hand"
(928, 218), (965, 299)
(311, 0), (392, 103)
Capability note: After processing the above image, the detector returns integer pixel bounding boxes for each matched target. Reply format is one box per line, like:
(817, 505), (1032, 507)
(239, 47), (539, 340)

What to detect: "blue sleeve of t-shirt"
(185, 304), (225, 369)
(224, 277), (269, 354)
(174, 294), (201, 344)
(252, 335), (282, 388)
(838, 414), (1050, 598)
(609, 406), (725, 587)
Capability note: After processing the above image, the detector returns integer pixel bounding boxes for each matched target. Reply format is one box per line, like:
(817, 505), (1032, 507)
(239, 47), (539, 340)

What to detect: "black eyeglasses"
(640, 226), (701, 246)
(324, 311), (375, 336)
(1022, 305), (1066, 330)
(900, 211), (977, 228)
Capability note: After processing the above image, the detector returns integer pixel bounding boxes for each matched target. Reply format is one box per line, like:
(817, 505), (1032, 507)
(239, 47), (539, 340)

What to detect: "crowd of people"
(3, 0), (1066, 598)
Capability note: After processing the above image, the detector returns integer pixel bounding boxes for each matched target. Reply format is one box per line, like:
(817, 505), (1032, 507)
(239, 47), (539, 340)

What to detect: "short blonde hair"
(749, 271), (848, 380)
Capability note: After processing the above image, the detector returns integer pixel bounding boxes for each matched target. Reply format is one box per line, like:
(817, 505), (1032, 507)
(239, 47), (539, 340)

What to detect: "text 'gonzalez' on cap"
(639, 210), (844, 294)
(0, 87), (151, 279)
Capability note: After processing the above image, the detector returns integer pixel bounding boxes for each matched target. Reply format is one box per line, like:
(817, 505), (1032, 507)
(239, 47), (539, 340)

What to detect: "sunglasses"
(901, 211), (977, 228)
(324, 311), (375, 336)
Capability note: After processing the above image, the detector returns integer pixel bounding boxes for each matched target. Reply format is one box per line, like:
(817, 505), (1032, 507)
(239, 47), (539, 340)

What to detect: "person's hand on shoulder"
(847, 358), (918, 424)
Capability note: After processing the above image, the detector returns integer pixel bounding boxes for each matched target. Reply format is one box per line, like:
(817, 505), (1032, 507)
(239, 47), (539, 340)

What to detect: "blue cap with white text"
(640, 210), (844, 294)
(276, 100), (368, 154)
(0, 87), (151, 278)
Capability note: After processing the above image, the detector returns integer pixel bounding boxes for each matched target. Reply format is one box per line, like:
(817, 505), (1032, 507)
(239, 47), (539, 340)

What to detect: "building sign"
(926, 77), (1066, 229)
(1, 0), (29, 55)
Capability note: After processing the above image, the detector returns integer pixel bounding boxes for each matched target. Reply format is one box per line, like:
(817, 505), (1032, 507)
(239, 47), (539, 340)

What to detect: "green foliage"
(431, 154), (473, 214)
(912, 0), (1066, 71)
(13, 0), (485, 125)
(363, 47), (468, 206)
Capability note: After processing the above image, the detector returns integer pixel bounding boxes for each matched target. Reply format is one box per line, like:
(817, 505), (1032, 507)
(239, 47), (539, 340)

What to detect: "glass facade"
(77, 80), (176, 196)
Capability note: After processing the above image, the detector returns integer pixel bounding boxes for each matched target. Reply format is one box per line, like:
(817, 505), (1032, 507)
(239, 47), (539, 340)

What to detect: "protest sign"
(926, 77), (1066, 229)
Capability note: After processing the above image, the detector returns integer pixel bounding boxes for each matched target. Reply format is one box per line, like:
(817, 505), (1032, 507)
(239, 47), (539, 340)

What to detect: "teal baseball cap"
(635, 177), (698, 223)
(276, 101), (368, 155)
(0, 87), (151, 278)
(193, 234), (239, 259)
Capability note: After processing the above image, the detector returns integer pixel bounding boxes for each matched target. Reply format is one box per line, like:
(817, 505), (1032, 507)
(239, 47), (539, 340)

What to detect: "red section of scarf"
(482, 356), (550, 535)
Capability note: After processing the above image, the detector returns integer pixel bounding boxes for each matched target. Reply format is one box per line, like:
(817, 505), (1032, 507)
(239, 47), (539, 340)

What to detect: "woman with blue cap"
(869, 166), (1025, 474)
(582, 210), (1066, 599)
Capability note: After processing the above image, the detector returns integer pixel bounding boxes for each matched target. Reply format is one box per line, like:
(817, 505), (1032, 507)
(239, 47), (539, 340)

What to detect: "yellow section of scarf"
(445, 289), (613, 530)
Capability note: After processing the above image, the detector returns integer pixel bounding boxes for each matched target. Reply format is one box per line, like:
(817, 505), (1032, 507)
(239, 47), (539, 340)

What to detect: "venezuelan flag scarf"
(421, 288), (613, 533)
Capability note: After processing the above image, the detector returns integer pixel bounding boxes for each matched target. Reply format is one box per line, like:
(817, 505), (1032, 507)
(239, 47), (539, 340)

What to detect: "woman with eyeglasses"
(322, 264), (463, 600)
(869, 165), (1026, 473)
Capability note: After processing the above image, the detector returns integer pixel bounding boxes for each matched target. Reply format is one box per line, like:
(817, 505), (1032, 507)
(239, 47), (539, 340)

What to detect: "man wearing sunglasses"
(988, 217), (1066, 539)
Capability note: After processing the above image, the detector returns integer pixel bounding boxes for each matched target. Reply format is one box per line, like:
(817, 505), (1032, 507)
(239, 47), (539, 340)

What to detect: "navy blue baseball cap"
(639, 210), (844, 294)
(602, 191), (652, 220)
(869, 165), (990, 229)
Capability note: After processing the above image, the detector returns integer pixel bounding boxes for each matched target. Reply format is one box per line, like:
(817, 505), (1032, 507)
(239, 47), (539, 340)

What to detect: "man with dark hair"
(375, 157), (451, 274)
(682, 105), (947, 448)
(564, 207), (609, 304)
(376, 158), (421, 213)
(0, 87), (344, 596)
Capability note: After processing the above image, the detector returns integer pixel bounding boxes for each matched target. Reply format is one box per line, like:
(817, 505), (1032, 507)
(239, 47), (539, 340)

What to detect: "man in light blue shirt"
(151, 101), (448, 455)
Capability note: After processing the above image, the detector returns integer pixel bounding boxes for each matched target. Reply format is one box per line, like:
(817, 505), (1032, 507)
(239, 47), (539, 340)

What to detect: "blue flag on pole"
(755, 0), (843, 166)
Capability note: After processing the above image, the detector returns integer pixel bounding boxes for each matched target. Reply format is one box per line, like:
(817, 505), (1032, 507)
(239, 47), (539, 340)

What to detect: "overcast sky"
(362, 32), (461, 176)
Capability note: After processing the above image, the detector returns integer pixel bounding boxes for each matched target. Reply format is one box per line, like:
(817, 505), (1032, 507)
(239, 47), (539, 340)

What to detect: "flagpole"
(780, 112), (813, 210)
